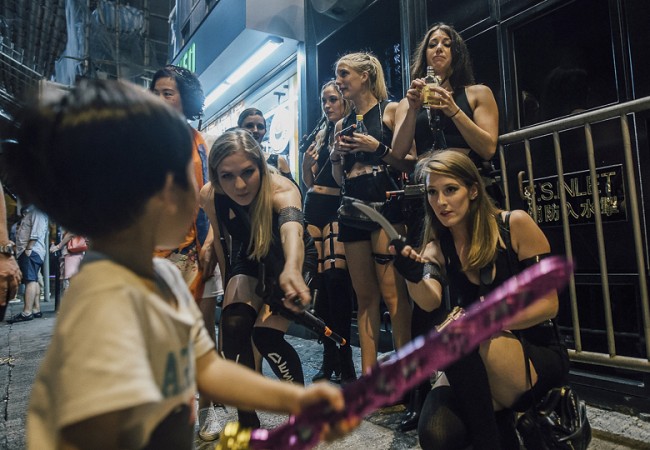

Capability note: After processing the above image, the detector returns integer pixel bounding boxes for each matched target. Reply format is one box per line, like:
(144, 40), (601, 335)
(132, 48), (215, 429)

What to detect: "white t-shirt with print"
(27, 254), (215, 449)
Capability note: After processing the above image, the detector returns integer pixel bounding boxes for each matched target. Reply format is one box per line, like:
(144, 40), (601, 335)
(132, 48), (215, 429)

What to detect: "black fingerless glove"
(393, 253), (425, 283)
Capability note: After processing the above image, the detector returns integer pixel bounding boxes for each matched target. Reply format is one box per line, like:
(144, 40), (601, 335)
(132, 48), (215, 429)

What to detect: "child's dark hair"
(4, 79), (193, 238)
(149, 65), (205, 121)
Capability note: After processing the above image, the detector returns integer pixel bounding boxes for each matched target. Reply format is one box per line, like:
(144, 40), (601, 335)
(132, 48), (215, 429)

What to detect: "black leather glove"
(393, 252), (425, 283)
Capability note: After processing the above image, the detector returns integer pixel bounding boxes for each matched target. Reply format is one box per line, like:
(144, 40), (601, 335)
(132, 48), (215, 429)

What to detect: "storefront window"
(512, 0), (618, 127)
(203, 73), (300, 177)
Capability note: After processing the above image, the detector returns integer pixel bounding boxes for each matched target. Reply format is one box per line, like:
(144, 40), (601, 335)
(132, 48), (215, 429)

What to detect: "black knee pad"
(220, 303), (257, 369)
(252, 327), (304, 385)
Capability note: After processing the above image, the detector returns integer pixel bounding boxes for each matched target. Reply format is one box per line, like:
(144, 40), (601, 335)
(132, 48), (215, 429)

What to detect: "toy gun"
(298, 116), (327, 153)
(255, 263), (346, 347)
(216, 256), (573, 450)
(385, 183), (426, 201)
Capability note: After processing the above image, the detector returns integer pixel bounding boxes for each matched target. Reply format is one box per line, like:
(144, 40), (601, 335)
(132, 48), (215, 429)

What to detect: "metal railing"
(498, 96), (650, 373)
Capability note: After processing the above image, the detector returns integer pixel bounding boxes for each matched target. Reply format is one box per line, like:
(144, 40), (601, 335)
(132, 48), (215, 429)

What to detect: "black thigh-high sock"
(402, 303), (447, 419)
(418, 385), (470, 450)
(311, 271), (327, 316)
(220, 303), (259, 427)
(322, 268), (353, 342)
(313, 271), (334, 333)
(220, 303), (257, 368)
(312, 272), (340, 379)
(252, 327), (305, 385)
(444, 350), (501, 449)
(408, 304), (444, 411)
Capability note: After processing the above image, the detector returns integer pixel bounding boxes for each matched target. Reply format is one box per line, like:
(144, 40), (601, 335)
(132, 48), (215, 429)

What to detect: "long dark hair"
(411, 23), (475, 89)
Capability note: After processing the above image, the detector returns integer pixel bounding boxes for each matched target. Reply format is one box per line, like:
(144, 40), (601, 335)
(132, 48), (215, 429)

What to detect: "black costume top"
(439, 213), (562, 347)
(214, 193), (317, 280)
(215, 194), (271, 244)
(414, 88), (476, 154)
(312, 125), (339, 188)
(342, 101), (394, 173)
(439, 214), (512, 309)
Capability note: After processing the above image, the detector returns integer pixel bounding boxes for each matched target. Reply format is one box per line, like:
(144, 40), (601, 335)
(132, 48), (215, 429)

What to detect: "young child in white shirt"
(5, 79), (349, 450)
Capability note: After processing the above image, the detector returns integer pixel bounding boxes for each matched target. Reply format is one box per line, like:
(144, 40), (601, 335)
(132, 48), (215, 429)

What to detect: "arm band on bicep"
(423, 262), (447, 286)
(278, 206), (305, 228)
(519, 253), (551, 269)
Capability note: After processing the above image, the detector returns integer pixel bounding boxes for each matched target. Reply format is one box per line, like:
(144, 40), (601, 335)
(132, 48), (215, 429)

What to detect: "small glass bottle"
(422, 66), (440, 108)
(355, 114), (368, 135)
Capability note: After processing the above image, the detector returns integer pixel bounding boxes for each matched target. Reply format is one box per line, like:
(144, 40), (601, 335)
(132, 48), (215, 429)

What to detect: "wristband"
(519, 253), (551, 269)
(449, 108), (460, 118)
(423, 262), (447, 285)
(374, 143), (390, 159)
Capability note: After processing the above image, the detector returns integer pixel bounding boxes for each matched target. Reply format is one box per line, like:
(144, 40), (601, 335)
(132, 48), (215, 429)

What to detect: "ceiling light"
(226, 37), (283, 84)
(204, 37), (284, 108)
(204, 83), (231, 108)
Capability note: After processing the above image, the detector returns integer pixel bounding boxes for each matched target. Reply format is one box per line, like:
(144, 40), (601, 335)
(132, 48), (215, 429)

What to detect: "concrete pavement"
(2, 298), (649, 449)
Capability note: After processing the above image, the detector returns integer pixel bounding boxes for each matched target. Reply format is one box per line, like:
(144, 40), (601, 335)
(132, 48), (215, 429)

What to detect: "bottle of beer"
(355, 114), (368, 135)
(422, 66), (440, 107)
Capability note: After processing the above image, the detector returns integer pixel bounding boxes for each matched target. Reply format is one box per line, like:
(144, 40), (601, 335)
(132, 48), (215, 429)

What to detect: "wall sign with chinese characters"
(522, 164), (626, 227)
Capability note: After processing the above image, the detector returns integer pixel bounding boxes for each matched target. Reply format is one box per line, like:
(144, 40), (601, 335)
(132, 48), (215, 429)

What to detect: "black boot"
(495, 409), (521, 450)
(399, 380), (429, 432)
(339, 344), (357, 384)
(312, 338), (341, 382)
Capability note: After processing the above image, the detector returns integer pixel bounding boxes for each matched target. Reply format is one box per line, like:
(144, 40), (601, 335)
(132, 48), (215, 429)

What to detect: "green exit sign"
(178, 43), (196, 73)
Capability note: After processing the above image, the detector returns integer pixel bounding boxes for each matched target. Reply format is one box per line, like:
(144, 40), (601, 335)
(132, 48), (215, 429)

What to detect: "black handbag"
(516, 385), (592, 450)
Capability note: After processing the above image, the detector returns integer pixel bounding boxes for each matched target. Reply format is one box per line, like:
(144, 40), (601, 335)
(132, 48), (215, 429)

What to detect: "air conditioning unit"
(311, 0), (367, 21)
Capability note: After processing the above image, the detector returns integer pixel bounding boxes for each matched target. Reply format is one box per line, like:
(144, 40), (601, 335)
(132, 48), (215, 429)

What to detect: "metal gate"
(498, 97), (650, 382)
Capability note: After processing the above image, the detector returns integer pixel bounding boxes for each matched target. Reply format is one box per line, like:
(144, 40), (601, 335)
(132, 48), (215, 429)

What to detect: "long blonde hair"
(418, 150), (500, 272)
(335, 52), (389, 102)
(208, 129), (274, 261)
(313, 81), (351, 150)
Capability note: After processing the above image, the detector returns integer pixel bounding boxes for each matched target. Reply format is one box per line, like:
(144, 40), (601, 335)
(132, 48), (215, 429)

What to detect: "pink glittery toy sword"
(216, 256), (573, 450)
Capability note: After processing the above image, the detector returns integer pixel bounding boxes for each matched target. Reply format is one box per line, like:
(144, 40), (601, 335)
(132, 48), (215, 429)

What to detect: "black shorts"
(338, 170), (403, 242)
(304, 191), (341, 229)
